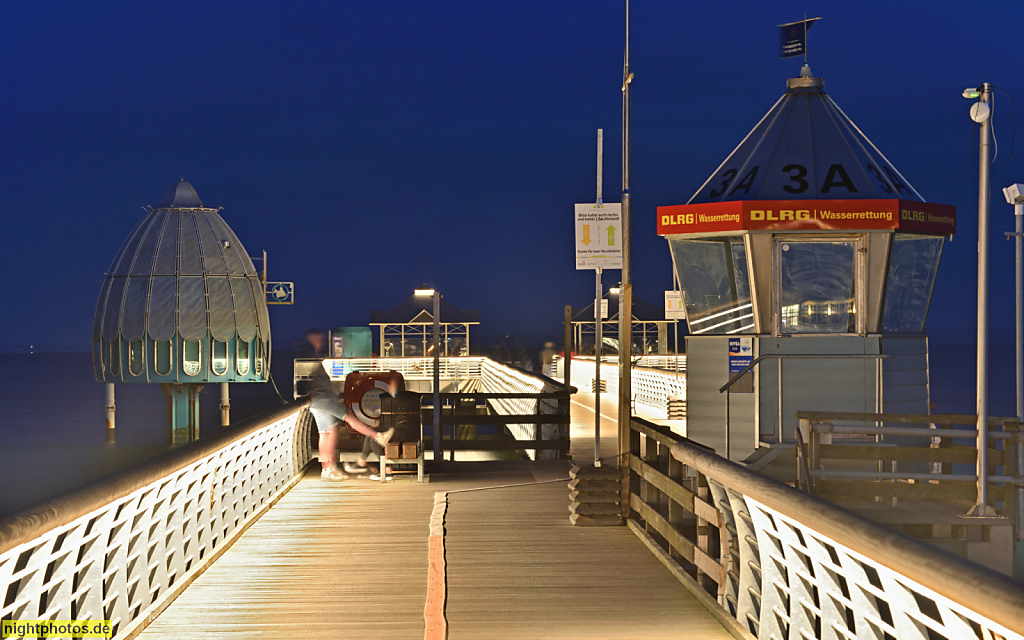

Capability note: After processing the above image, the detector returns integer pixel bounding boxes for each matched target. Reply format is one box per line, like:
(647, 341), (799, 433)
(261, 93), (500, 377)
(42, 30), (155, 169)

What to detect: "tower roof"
(688, 66), (924, 204)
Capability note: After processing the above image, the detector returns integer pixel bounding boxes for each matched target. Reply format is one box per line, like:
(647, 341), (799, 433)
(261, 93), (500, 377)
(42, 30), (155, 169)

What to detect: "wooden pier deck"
(136, 459), (730, 639)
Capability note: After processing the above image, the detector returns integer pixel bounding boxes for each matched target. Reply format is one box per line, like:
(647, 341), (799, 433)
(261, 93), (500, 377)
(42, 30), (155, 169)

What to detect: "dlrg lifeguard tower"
(658, 67), (956, 461)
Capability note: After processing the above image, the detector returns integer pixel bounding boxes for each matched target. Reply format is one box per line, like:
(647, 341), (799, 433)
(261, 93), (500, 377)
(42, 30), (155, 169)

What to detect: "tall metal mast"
(967, 83), (997, 517)
(617, 0), (633, 464)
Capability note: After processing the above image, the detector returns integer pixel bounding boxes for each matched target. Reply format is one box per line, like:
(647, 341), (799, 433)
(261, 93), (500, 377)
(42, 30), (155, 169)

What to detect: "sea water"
(0, 352), (294, 517)
(0, 343), (1016, 519)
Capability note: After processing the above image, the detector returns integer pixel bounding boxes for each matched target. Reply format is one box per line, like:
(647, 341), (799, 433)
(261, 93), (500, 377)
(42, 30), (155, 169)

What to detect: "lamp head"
(1003, 184), (1024, 204)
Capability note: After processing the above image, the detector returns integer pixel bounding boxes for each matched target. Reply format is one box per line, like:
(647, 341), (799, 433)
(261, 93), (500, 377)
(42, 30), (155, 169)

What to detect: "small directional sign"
(266, 281), (294, 305)
(665, 290), (686, 320)
(575, 203), (623, 270)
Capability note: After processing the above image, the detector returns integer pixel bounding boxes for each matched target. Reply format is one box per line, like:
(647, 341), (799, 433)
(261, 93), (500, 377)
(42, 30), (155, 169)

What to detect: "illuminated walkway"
(569, 389), (683, 464)
(136, 396), (721, 639)
(136, 460), (728, 639)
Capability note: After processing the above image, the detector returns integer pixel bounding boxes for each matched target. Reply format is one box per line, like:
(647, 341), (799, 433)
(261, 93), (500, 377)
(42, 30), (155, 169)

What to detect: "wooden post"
(641, 432), (660, 536)
(667, 449), (685, 563)
(696, 470), (715, 594)
(658, 436), (670, 514)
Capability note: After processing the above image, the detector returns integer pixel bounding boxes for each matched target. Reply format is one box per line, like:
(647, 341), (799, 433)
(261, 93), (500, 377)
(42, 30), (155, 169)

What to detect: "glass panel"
(155, 340), (172, 376)
(254, 340), (265, 377)
(882, 235), (943, 333)
(129, 340), (145, 376)
(109, 341), (121, 377)
(212, 340), (228, 375)
(183, 340), (201, 376)
(779, 241), (856, 333)
(669, 237), (753, 335)
(236, 340), (250, 376)
(93, 341), (105, 379)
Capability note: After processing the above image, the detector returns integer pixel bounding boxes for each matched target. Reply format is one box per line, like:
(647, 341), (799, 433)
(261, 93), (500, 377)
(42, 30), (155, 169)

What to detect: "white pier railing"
(0, 402), (313, 640)
(561, 355), (686, 417)
(294, 356), (485, 397)
(297, 356), (571, 459)
(627, 418), (1024, 640)
(480, 358), (567, 459)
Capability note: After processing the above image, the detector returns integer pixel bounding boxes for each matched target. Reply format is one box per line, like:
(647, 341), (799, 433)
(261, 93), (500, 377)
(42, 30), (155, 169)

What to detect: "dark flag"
(779, 17), (821, 58)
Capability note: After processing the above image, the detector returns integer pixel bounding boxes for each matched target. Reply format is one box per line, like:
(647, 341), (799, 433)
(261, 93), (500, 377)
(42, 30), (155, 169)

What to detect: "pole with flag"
(779, 17), (821, 62)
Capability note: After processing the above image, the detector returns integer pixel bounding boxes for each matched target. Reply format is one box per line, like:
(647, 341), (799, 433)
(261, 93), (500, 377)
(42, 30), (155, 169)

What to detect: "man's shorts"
(309, 395), (349, 433)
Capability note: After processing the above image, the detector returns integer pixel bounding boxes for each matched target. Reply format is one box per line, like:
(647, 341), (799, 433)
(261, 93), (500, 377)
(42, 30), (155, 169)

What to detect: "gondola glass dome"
(93, 180), (271, 384)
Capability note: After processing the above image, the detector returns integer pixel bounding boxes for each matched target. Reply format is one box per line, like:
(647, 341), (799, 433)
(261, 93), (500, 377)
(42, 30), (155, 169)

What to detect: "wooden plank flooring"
(137, 467), (438, 638)
(137, 460), (729, 639)
(569, 390), (622, 464)
(443, 463), (732, 639)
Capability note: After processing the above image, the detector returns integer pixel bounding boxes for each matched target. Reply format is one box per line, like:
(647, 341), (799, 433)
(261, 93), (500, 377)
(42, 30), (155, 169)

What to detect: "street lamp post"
(618, 0), (633, 467)
(966, 83), (998, 517)
(415, 288), (442, 461)
(1003, 183), (1024, 546)
(433, 290), (440, 460)
(1004, 184), (1024, 429)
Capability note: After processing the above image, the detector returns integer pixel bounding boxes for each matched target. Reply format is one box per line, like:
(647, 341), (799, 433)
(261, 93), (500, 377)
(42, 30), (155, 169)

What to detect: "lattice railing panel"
(481, 359), (564, 459)
(629, 418), (1024, 640)
(0, 405), (311, 639)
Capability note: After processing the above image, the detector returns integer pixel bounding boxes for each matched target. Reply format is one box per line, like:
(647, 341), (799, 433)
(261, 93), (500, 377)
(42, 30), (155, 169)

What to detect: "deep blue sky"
(2, 1), (1023, 352)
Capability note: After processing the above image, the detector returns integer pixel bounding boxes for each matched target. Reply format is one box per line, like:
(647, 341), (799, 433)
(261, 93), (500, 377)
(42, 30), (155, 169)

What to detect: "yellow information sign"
(574, 203), (622, 270)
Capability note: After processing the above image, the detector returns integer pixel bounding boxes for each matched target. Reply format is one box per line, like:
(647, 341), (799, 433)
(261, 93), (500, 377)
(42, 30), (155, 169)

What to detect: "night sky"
(3, 1), (1023, 353)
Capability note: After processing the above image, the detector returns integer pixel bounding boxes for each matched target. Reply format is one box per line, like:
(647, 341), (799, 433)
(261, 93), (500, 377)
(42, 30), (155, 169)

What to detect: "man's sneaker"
(321, 466), (349, 481)
(375, 427), (395, 447)
(343, 462), (369, 474)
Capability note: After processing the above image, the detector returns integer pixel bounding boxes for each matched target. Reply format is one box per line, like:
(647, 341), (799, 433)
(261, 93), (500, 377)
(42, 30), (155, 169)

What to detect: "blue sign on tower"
(728, 337), (753, 374)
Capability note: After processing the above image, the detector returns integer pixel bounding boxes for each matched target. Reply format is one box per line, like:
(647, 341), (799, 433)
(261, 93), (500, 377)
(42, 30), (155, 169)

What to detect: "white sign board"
(664, 290), (686, 320)
(575, 203), (623, 270)
(595, 299), (609, 320)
